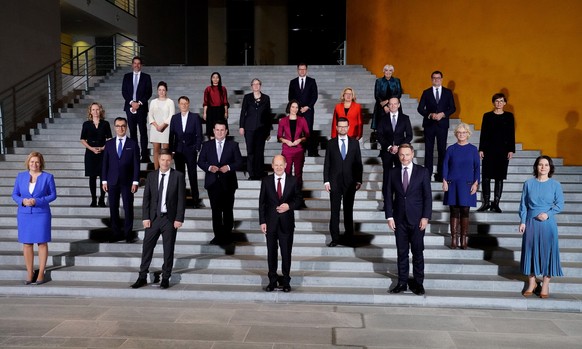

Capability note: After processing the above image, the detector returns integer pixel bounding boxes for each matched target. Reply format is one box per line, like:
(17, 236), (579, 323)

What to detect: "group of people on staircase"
(10, 58), (564, 298)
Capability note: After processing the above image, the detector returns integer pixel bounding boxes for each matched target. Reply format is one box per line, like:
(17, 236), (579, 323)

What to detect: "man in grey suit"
(131, 149), (186, 289)
(383, 144), (432, 295)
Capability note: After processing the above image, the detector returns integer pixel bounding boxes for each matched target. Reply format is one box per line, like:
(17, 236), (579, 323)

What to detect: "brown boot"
(449, 217), (459, 249)
(460, 217), (469, 249)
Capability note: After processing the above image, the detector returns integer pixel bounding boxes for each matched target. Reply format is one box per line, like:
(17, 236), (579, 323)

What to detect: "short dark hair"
(114, 117), (127, 125)
(297, 63), (308, 69)
(533, 155), (555, 178)
(157, 81), (168, 90)
(178, 96), (190, 103)
(431, 70), (443, 78)
(132, 56), (142, 64)
(159, 148), (173, 157)
(399, 143), (414, 152)
(492, 93), (506, 103)
(214, 120), (227, 128)
(286, 99), (300, 114)
(336, 117), (349, 125)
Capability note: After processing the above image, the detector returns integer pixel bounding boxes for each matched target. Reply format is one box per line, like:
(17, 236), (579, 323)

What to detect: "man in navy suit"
(122, 56), (152, 163)
(131, 149), (186, 289)
(383, 143), (432, 295)
(169, 96), (204, 208)
(288, 63), (319, 156)
(259, 155), (302, 292)
(323, 117), (363, 247)
(102, 117), (141, 243)
(417, 70), (456, 181)
(198, 120), (243, 245)
(377, 97), (413, 173)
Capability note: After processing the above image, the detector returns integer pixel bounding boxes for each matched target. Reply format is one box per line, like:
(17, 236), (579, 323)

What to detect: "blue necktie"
(117, 139), (123, 158)
(341, 139), (346, 160)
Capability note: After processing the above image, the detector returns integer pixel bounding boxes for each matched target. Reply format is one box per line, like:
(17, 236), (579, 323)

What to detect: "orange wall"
(347, 0), (582, 165)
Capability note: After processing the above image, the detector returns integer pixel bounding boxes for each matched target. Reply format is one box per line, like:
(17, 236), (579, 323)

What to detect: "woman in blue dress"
(519, 155), (564, 298)
(442, 123), (480, 249)
(12, 152), (57, 285)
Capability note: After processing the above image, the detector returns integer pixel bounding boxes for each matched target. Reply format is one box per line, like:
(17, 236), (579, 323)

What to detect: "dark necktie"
(435, 88), (440, 103)
(117, 139), (123, 158)
(341, 139), (346, 160)
(403, 167), (409, 192)
(217, 141), (223, 162)
(157, 173), (166, 215)
(300, 78), (304, 92)
(277, 178), (282, 200)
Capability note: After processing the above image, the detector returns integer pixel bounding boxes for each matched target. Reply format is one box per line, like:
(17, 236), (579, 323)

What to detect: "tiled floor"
(0, 296), (581, 348)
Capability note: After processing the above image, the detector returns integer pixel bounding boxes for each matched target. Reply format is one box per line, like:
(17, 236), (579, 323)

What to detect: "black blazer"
(417, 86), (456, 129)
(197, 139), (243, 191)
(288, 76), (318, 111)
(383, 164), (432, 226)
(259, 174), (302, 234)
(169, 112), (203, 153)
(142, 168), (186, 223)
(377, 112), (413, 156)
(239, 93), (272, 131)
(323, 137), (363, 190)
(102, 137), (140, 186)
(122, 72), (152, 112)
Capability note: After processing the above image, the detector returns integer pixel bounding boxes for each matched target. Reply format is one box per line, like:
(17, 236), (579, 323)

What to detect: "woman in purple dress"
(442, 123), (480, 249)
(519, 156), (563, 298)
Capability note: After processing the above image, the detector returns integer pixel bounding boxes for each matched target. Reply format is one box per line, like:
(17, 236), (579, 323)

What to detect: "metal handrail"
(0, 33), (143, 154)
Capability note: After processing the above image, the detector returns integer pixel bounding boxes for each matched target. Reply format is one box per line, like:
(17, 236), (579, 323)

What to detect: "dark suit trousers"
(108, 184), (134, 239)
(394, 220), (425, 285)
(244, 128), (267, 178)
(329, 185), (356, 242)
(299, 109), (317, 155)
(381, 152), (398, 174)
(423, 125), (447, 176)
(139, 215), (178, 279)
(208, 186), (235, 240)
(266, 222), (294, 284)
(174, 151), (199, 202)
(126, 109), (149, 159)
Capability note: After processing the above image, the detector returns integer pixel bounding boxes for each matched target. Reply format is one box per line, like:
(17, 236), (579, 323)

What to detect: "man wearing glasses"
(417, 70), (456, 182)
(102, 117), (141, 243)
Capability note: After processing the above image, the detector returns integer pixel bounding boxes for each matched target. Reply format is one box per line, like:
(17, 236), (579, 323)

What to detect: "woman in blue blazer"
(12, 152), (57, 285)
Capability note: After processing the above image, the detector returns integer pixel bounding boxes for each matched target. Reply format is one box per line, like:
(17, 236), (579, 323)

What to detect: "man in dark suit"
(417, 70), (456, 181)
(377, 97), (413, 173)
(383, 143), (432, 295)
(130, 149), (186, 289)
(288, 63), (319, 156)
(323, 117), (363, 247)
(198, 120), (243, 245)
(121, 56), (153, 163)
(169, 96), (204, 208)
(259, 155), (302, 292)
(239, 78), (271, 180)
(102, 117), (140, 243)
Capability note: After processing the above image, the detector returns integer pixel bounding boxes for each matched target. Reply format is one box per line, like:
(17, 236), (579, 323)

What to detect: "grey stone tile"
(275, 345), (363, 349)
(177, 308), (236, 324)
(258, 303), (337, 313)
(450, 332), (582, 349)
(245, 325), (331, 344)
(212, 343), (274, 349)
(334, 305), (388, 315)
(551, 319), (582, 336)
(0, 296), (93, 307)
(45, 320), (119, 337)
(210, 302), (264, 310)
(60, 337), (127, 348)
(106, 321), (250, 341)
(364, 313), (476, 332)
(88, 298), (214, 310)
(98, 306), (183, 322)
(0, 319), (61, 336)
(335, 328), (455, 348)
(231, 310), (362, 328)
(120, 338), (213, 349)
(469, 316), (567, 335)
(0, 336), (67, 347)
(0, 304), (107, 320)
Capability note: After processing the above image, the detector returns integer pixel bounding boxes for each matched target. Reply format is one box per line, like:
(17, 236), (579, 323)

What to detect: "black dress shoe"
(90, 200), (97, 207)
(130, 278), (147, 289)
(389, 283), (408, 294)
(160, 278), (169, 289)
(126, 237), (139, 243)
(411, 284), (425, 295)
(282, 285), (291, 292)
(98, 199), (107, 207)
(265, 283), (277, 292)
(209, 238), (220, 245)
(327, 241), (338, 247)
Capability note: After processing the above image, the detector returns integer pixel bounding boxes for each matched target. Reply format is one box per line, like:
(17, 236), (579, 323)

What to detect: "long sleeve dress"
(443, 143), (480, 207)
(519, 178), (564, 276)
(148, 98), (175, 144)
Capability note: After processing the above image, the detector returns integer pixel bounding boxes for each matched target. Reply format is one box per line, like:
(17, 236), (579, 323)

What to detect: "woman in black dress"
(80, 102), (112, 207)
(477, 93), (515, 213)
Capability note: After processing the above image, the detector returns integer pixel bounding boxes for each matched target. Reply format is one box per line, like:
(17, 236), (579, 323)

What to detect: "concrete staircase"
(1, 65), (581, 312)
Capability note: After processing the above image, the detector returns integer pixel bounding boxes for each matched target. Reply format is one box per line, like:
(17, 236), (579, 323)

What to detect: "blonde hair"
(454, 123), (472, 137)
(87, 102), (105, 121)
(340, 87), (357, 102)
(25, 151), (45, 171)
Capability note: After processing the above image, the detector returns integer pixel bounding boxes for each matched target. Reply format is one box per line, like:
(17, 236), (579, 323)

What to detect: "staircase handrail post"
(84, 50), (90, 92)
(47, 74), (53, 120)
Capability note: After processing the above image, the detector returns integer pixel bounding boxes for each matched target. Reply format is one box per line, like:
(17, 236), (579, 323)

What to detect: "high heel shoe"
(522, 281), (540, 297)
(539, 293), (549, 299)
